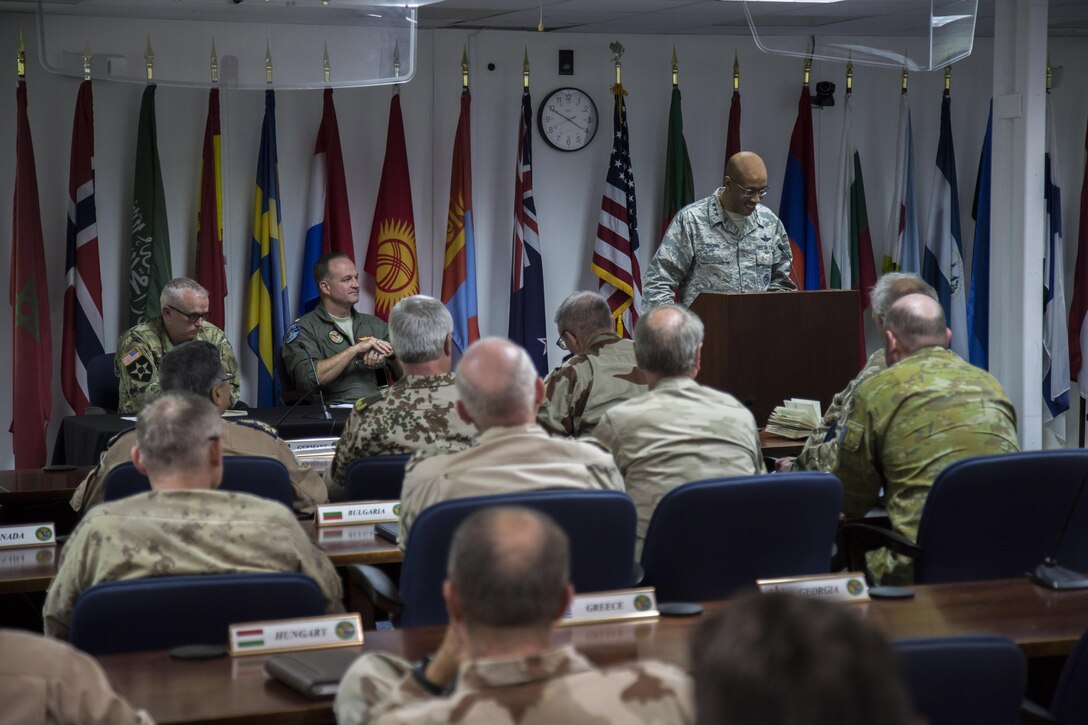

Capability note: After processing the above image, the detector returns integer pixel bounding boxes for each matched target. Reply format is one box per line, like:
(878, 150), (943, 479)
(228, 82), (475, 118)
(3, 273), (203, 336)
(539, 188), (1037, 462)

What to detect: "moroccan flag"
(724, 89), (741, 173)
(829, 94), (876, 310)
(10, 80), (53, 467)
(661, 86), (693, 238)
(885, 92), (920, 274)
(62, 79), (104, 415)
(128, 84), (172, 325)
(1043, 96), (1070, 441)
(196, 87), (227, 329)
(442, 89), (480, 356)
(966, 103), (992, 370)
(245, 90), (291, 407)
(779, 83), (824, 290)
(364, 93), (419, 321)
(300, 88), (354, 315)
(1069, 119), (1088, 392)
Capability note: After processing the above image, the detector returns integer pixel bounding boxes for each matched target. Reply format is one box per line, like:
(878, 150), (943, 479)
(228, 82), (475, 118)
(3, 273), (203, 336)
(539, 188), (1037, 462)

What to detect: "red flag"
(10, 80), (53, 467)
(1068, 119), (1088, 389)
(364, 93), (419, 321)
(724, 89), (741, 170)
(441, 89), (480, 355)
(779, 84), (825, 290)
(196, 88), (227, 329)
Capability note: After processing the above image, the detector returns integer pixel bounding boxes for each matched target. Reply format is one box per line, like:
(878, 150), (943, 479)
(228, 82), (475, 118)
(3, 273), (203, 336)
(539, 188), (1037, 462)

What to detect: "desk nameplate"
(560, 587), (659, 627)
(758, 572), (870, 602)
(229, 614), (363, 657)
(0, 522), (56, 550)
(316, 501), (399, 527)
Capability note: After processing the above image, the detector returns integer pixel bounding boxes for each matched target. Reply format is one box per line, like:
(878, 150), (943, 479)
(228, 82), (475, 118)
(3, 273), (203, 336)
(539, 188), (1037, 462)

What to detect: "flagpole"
(323, 43), (330, 85)
(17, 29), (25, 79)
(733, 52), (739, 92)
(671, 46), (678, 88)
(523, 48), (529, 89)
(82, 43), (91, 81)
(265, 41), (273, 85)
(210, 41), (218, 85)
(145, 36), (154, 83)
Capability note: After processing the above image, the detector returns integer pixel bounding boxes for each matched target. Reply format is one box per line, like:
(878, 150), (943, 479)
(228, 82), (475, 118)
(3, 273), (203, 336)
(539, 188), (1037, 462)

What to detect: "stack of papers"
(765, 398), (822, 439)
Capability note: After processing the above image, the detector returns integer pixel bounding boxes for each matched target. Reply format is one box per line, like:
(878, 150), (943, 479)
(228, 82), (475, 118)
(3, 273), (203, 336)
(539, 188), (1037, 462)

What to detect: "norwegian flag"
(591, 87), (642, 337)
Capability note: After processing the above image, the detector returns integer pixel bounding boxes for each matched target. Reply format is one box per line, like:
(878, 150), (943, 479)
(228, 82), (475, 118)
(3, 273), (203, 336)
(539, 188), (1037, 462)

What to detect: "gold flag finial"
(393, 40), (401, 79)
(943, 65), (951, 96)
(265, 41), (273, 85)
(522, 48), (529, 88)
(461, 45), (469, 90)
(17, 30), (25, 79)
(1046, 59), (1052, 94)
(845, 59), (853, 95)
(83, 43), (92, 81)
(803, 55), (811, 87)
(733, 52), (740, 92)
(538, 2), (544, 32)
(671, 46), (678, 87)
(610, 41), (624, 87)
(901, 65), (908, 94)
(210, 41), (218, 84)
(323, 43), (331, 84)
(144, 35), (154, 82)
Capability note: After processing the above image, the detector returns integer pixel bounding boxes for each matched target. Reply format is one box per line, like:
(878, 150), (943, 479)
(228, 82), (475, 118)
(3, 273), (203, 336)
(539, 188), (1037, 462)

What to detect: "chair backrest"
(399, 489), (637, 628)
(1050, 626), (1088, 724)
(70, 572), (325, 655)
(894, 635), (1026, 725)
(639, 472), (842, 602)
(103, 456), (294, 508)
(344, 455), (411, 501)
(914, 450), (1088, 584)
(87, 352), (119, 412)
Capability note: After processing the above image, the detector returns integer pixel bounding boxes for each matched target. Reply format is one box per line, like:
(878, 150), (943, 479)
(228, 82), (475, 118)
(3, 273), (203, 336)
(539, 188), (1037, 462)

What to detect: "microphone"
(1030, 462), (1088, 590)
(307, 356), (333, 421)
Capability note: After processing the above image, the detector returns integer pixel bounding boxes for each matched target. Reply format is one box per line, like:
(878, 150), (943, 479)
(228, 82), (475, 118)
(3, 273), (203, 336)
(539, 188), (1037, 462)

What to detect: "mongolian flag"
(441, 89), (480, 356)
(661, 86), (693, 239)
(196, 87), (227, 329)
(779, 83), (824, 290)
(127, 84), (172, 324)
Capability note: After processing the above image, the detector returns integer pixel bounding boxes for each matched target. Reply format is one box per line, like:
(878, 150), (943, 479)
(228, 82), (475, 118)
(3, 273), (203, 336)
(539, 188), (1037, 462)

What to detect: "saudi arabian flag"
(128, 84), (172, 325)
(661, 86), (694, 239)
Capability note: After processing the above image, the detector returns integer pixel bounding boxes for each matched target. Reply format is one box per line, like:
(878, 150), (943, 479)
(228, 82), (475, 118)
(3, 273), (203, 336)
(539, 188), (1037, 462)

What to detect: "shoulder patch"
(236, 419), (280, 439)
(122, 347), (143, 366)
(284, 323), (301, 345)
(353, 391), (385, 413)
(841, 420), (864, 452)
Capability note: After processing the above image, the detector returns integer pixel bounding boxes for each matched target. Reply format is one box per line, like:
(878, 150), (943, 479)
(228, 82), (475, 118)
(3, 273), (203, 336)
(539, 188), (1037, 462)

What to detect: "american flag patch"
(122, 348), (143, 366)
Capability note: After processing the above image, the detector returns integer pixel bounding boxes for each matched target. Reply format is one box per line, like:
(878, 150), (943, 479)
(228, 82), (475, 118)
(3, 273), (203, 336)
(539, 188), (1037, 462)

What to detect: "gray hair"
(869, 273), (938, 326)
(160, 278), (209, 308)
(160, 341), (223, 396)
(389, 295), (453, 363)
(884, 294), (948, 355)
(456, 337), (539, 426)
(135, 392), (222, 478)
(634, 305), (704, 376)
(555, 292), (614, 339)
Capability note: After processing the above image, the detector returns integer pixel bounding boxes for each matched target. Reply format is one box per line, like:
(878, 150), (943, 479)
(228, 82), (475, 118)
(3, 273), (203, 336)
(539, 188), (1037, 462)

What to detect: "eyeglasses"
(556, 332), (569, 351)
(165, 305), (209, 324)
(733, 183), (769, 199)
(220, 372), (235, 385)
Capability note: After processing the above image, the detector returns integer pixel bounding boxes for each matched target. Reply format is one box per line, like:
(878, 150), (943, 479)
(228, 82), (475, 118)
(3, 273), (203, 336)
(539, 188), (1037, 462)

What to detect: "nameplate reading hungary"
(229, 614), (364, 656)
(316, 501), (400, 527)
(560, 587), (659, 626)
(758, 572), (870, 602)
(0, 522), (56, 550)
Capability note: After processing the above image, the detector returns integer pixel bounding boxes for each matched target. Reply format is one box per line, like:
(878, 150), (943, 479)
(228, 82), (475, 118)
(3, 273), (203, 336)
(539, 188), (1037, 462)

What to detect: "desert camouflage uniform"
(793, 349), (887, 472)
(282, 305), (390, 403)
(44, 489), (344, 639)
(325, 373), (476, 497)
(399, 424), (624, 550)
(115, 317), (239, 414)
(831, 346), (1019, 585)
(593, 376), (765, 554)
(538, 332), (648, 437)
(334, 644), (693, 725)
(644, 191), (796, 310)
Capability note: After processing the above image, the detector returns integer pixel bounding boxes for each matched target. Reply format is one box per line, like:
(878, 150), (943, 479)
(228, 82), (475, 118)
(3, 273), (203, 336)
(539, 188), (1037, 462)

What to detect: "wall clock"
(537, 87), (598, 152)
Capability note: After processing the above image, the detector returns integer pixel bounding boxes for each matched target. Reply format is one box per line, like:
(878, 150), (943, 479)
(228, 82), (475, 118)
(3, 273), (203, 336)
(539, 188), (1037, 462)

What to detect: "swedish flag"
(246, 90), (290, 406)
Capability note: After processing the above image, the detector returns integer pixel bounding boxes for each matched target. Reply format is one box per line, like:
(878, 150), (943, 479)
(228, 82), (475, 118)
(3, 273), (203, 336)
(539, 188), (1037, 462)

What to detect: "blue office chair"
(894, 635), (1026, 725)
(843, 450), (1088, 584)
(86, 352), (119, 412)
(639, 472), (842, 602)
(103, 456), (294, 509)
(1021, 626), (1088, 723)
(344, 455), (411, 501)
(353, 489), (637, 628)
(70, 572), (325, 655)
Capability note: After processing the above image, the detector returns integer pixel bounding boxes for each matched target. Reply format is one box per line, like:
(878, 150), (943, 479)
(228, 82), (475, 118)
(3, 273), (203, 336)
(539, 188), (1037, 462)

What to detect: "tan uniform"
(45, 489), (343, 639)
(0, 629), (154, 725)
(593, 376), (765, 554)
(399, 424), (624, 550)
(325, 373), (476, 497)
(69, 419), (329, 515)
(538, 332), (648, 437)
(334, 644), (693, 725)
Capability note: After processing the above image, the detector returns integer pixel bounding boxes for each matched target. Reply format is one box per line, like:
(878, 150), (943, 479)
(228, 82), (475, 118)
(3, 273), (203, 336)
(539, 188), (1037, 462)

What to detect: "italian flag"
(235, 628), (264, 648)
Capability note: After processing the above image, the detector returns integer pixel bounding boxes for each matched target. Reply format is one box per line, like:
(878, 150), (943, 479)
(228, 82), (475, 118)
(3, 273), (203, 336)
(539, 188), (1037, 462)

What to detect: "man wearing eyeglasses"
(644, 151), (796, 311)
(114, 277), (240, 414)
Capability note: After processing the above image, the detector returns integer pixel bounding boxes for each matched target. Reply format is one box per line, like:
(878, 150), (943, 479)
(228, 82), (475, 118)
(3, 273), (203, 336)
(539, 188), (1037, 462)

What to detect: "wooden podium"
(690, 290), (863, 426)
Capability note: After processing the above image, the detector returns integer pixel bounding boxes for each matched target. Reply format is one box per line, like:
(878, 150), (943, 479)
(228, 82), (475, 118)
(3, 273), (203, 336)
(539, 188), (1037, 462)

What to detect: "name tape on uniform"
(229, 614), (363, 656)
(0, 522), (56, 550)
(758, 572), (870, 602)
(316, 501), (400, 527)
(559, 588), (659, 627)
(317, 524), (377, 545)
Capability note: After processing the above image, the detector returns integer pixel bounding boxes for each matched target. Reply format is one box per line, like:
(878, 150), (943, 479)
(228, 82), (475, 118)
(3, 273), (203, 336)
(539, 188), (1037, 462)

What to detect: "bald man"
(644, 151), (796, 310)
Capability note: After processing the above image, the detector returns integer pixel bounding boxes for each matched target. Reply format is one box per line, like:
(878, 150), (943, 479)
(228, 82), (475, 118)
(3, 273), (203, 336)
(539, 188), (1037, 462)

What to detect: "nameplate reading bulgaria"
(316, 501), (400, 527)
(758, 572), (870, 602)
(0, 522), (56, 550)
(560, 587), (659, 626)
(229, 614), (363, 656)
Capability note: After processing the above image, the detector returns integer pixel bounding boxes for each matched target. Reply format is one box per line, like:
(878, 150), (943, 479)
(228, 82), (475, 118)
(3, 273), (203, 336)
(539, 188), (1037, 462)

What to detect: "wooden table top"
(98, 577), (1088, 725)
(0, 466), (91, 504)
(758, 430), (805, 457)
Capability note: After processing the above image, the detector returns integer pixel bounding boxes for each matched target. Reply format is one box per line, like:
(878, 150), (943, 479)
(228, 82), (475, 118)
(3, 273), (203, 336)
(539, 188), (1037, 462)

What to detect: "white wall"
(2, 14), (1087, 466)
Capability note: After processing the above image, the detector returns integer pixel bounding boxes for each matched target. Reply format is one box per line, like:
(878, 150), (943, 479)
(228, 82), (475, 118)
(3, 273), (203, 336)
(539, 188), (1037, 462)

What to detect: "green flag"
(128, 84), (172, 324)
(661, 86), (694, 239)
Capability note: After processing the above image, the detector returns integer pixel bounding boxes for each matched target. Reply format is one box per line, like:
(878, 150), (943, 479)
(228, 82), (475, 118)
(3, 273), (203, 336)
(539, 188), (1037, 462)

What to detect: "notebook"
(375, 521), (400, 544)
(264, 648), (363, 698)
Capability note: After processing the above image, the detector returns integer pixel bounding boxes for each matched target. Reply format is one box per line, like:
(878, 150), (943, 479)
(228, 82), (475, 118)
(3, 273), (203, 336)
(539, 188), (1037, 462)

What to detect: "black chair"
(343, 455), (411, 501)
(69, 572), (325, 655)
(1023, 626), (1088, 723)
(639, 472), (842, 602)
(86, 352), (119, 412)
(103, 456), (294, 508)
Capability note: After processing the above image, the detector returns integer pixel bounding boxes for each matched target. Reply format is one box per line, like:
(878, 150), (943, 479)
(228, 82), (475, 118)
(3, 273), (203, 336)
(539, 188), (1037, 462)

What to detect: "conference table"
(96, 577), (1088, 724)
(0, 466), (92, 505)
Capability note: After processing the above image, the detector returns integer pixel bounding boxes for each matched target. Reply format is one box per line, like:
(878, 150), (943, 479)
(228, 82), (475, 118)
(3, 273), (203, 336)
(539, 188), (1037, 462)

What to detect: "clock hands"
(550, 108), (586, 132)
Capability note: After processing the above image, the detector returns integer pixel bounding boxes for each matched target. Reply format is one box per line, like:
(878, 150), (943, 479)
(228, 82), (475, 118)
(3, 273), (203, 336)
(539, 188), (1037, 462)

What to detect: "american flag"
(592, 88), (642, 337)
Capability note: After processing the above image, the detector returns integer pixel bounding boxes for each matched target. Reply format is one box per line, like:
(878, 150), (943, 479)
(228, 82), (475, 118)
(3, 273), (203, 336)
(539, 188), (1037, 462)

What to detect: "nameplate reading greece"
(229, 614), (364, 656)
(560, 588), (659, 626)
(758, 572), (870, 602)
(0, 522), (56, 550)
(316, 501), (400, 527)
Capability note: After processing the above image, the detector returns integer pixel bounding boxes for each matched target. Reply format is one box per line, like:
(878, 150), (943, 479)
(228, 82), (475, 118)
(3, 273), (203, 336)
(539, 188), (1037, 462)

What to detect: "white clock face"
(538, 88), (598, 152)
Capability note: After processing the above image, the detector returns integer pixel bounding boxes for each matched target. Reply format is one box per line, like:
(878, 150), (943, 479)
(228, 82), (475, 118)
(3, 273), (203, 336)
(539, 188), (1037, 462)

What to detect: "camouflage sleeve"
(53, 646), (156, 725)
(43, 519), (98, 639)
(538, 364), (582, 437)
(644, 215), (694, 310)
(115, 330), (159, 415)
(829, 392), (884, 517)
(589, 415), (624, 474)
(334, 651), (427, 725)
(286, 518), (344, 613)
(266, 438), (328, 514)
(210, 326), (241, 407)
(767, 216), (797, 292)
(282, 320), (321, 393)
(326, 394), (386, 495)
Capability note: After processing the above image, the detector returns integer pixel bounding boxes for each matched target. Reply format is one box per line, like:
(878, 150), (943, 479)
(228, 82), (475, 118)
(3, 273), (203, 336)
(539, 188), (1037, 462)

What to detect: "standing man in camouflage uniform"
(282, 253), (397, 403)
(593, 305), (764, 554)
(325, 295), (476, 499)
(831, 294), (1019, 585)
(45, 393), (343, 639)
(644, 151), (795, 311)
(538, 291), (647, 437)
(335, 507), (693, 725)
(115, 277), (239, 413)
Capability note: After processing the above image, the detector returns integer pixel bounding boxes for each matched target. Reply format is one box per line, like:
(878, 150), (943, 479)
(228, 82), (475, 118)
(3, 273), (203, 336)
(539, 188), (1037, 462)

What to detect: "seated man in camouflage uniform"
(71, 340), (328, 515)
(537, 291), (647, 437)
(335, 507), (692, 724)
(830, 294), (1019, 585)
(45, 393), (343, 639)
(115, 277), (239, 414)
(325, 295), (477, 500)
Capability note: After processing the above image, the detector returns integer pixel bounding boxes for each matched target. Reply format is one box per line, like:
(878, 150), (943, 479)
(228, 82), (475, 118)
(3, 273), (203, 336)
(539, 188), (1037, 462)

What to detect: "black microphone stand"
(1030, 463), (1088, 590)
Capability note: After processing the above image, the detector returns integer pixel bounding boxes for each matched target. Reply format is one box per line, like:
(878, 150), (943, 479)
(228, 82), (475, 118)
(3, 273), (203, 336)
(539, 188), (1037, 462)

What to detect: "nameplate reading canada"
(316, 501), (400, 527)
(758, 572), (870, 602)
(559, 588), (659, 626)
(0, 522), (56, 550)
(229, 614), (363, 656)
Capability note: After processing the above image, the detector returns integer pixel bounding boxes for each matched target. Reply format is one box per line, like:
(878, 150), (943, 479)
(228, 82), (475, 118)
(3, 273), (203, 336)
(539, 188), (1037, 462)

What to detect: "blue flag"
(966, 103), (992, 369)
(1044, 95), (1070, 441)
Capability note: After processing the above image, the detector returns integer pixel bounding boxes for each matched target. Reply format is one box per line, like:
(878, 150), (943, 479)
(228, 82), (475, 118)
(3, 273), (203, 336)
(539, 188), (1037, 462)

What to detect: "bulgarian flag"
(830, 93), (876, 309)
